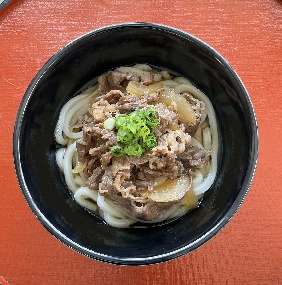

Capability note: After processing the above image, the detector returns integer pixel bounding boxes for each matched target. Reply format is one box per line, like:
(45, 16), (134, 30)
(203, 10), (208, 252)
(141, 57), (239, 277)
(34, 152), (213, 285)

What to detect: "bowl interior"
(14, 23), (258, 265)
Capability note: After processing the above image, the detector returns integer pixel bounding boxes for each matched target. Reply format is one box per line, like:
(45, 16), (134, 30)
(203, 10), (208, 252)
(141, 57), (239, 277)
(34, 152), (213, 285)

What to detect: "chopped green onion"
(124, 143), (143, 156)
(117, 129), (135, 143)
(110, 108), (160, 157)
(138, 125), (150, 138)
(115, 114), (127, 128)
(144, 134), (157, 149)
(110, 145), (124, 157)
(103, 117), (116, 130)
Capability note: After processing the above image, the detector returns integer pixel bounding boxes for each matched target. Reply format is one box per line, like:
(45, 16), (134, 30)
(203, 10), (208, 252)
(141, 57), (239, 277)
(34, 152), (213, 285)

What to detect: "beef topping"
(181, 92), (205, 136)
(73, 68), (209, 221)
(97, 70), (139, 95)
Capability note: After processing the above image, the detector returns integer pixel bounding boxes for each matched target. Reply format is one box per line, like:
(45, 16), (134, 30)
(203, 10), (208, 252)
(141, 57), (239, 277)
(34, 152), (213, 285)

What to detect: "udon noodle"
(55, 64), (218, 228)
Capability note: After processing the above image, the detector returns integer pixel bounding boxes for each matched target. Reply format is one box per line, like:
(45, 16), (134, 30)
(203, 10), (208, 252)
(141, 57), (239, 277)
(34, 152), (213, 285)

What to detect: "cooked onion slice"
(72, 162), (86, 173)
(145, 175), (192, 202)
(157, 89), (196, 123)
(153, 176), (168, 187)
(183, 188), (198, 210)
(126, 81), (163, 96)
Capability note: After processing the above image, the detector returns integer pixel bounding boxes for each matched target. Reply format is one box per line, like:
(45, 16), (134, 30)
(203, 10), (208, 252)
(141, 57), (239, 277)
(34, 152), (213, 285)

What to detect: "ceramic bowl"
(13, 22), (258, 265)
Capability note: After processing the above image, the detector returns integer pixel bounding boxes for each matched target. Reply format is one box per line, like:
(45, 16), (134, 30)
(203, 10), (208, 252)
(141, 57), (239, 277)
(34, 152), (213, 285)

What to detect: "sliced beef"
(84, 157), (100, 178)
(76, 122), (117, 166)
(178, 145), (210, 170)
(181, 93), (205, 136)
(86, 166), (104, 190)
(154, 123), (191, 155)
(76, 136), (95, 164)
(98, 70), (139, 95)
(70, 114), (93, 132)
(100, 152), (112, 168)
(116, 93), (158, 112)
(91, 99), (117, 123)
(139, 73), (154, 85)
(99, 152), (184, 221)
(134, 179), (152, 191)
(154, 103), (178, 134)
(98, 90), (124, 104)
(137, 153), (184, 181)
(105, 190), (181, 221)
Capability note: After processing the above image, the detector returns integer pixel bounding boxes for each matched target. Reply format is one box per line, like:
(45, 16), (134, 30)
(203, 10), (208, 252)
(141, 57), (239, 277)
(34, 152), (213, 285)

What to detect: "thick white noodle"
(162, 80), (179, 87)
(117, 66), (150, 76)
(203, 160), (211, 178)
(55, 93), (89, 145)
(74, 175), (86, 186)
(203, 127), (212, 151)
(72, 150), (78, 168)
(62, 96), (90, 139)
(96, 193), (136, 228)
(200, 110), (207, 125)
(190, 137), (205, 149)
(174, 77), (193, 85)
(81, 85), (98, 96)
(174, 84), (219, 196)
(195, 127), (203, 143)
(192, 170), (204, 188)
(160, 70), (171, 80)
(55, 86), (97, 145)
(63, 142), (78, 193)
(103, 213), (134, 228)
(133, 64), (152, 71)
(74, 187), (98, 212)
(153, 72), (162, 82)
(55, 148), (66, 172)
(169, 205), (189, 219)
(70, 104), (89, 126)
(67, 138), (75, 148)
(97, 193), (127, 219)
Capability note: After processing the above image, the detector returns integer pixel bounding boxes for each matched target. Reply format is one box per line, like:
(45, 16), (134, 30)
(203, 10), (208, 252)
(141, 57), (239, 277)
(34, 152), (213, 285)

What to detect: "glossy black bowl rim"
(13, 22), (259, 265)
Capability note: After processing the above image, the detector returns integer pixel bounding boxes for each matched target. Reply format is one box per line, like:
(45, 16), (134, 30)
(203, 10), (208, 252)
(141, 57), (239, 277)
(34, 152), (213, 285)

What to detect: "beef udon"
(54, 64), (218, 228)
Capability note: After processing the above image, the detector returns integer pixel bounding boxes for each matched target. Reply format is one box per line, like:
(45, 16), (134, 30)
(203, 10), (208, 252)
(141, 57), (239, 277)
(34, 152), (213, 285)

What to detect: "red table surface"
(0, 0), (281, 284)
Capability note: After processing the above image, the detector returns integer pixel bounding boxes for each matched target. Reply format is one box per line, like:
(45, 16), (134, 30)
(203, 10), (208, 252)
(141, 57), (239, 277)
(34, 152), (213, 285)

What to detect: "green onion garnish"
(109, 108), (160, 157)
(103, 117), (116, 130)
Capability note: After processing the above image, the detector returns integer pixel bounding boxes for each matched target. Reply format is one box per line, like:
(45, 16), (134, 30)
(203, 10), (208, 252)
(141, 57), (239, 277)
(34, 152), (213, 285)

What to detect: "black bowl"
(13, 22), (258, 265)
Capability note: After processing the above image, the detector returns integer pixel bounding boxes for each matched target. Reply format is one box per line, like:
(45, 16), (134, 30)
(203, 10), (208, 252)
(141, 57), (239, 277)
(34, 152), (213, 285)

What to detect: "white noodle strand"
(55, 148), (66, 172)
(55, 93), (89, 145)
(162, 80), (179, 87)
(97, 194), (126, 219)
(174, 83), (218, 195)
(103, 213), (134, 228)
(74, 175), (86, 186)
(174, 77), (193, 85)
(203, 127), (212, 151)
(74, 187), (98, 212)
(63, 142), (78, 193)
(192, 170), (204, 188)
(63, 96), (90, 139)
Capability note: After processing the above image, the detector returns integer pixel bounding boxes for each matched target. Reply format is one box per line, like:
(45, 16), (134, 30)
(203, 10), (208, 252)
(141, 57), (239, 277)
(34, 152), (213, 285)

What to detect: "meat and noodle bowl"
(54, 64), (218, 228)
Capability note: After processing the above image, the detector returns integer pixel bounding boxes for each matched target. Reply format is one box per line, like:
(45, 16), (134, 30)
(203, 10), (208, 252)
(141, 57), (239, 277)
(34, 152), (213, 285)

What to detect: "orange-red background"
(0, 0), (281, 284)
